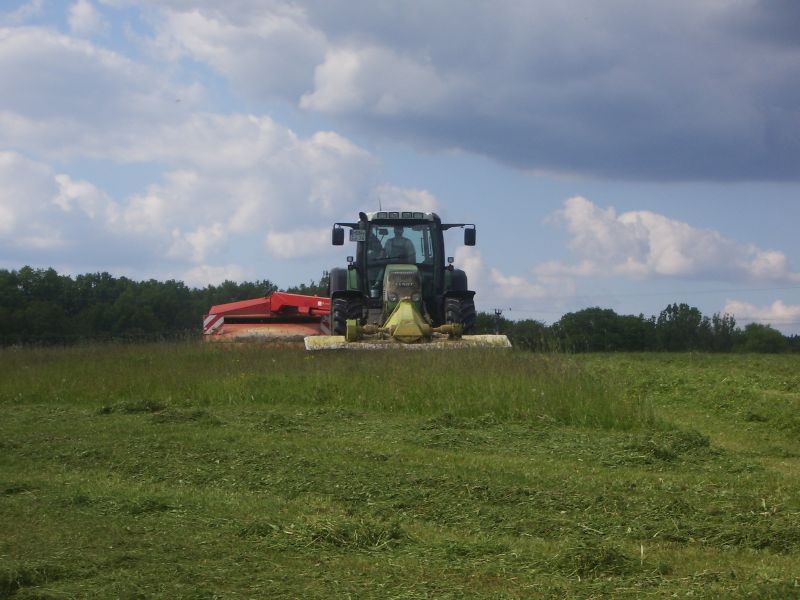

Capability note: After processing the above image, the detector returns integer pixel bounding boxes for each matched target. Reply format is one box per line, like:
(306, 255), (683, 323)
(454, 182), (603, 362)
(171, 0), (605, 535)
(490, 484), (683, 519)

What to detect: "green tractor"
(304, 210), (510, 350)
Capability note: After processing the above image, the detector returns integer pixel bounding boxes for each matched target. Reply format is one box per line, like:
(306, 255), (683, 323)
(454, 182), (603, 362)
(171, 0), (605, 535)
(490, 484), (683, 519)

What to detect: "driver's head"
(393, 226), (404, 236)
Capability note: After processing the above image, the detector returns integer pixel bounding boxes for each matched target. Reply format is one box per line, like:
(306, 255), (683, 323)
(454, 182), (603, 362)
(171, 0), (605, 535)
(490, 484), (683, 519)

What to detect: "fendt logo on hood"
(388, 270), (421, 294)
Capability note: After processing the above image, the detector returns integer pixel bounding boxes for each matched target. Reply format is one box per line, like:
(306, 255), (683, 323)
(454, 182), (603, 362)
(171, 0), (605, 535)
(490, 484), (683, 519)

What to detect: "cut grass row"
(1, 344), (798, 598)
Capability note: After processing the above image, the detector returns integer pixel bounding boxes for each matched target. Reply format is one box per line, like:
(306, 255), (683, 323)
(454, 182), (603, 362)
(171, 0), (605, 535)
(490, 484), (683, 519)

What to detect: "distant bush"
(736, 322), (789, 353)
(477, 304), (792, 353)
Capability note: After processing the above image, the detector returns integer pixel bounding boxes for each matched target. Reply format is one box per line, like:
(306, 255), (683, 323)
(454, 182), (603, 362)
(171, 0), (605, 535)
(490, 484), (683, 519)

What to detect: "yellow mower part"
(384, 299), (432, 343)
(304, 334), (511, 351)
(345, 318), (360, 342)
(304, 298), (511, 350)
(345, 299), (462, 344)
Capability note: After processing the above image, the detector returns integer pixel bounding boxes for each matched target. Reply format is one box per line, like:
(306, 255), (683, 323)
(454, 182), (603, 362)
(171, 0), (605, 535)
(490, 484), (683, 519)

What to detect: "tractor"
(305, 210), (509, 350)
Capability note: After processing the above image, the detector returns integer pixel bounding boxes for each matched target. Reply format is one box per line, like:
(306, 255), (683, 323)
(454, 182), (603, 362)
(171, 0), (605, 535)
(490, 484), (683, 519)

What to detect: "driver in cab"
(384, 226), (416, 263)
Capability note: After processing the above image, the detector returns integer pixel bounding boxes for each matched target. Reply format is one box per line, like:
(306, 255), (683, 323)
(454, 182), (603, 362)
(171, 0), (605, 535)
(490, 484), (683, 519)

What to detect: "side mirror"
(332, 227), (344, 246)
(464, 227), (476, 246)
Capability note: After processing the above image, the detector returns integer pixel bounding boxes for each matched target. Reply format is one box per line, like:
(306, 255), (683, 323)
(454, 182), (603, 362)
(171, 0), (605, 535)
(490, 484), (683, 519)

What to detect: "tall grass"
(3, 346), (798, 598)
(0, 343), (653, 430)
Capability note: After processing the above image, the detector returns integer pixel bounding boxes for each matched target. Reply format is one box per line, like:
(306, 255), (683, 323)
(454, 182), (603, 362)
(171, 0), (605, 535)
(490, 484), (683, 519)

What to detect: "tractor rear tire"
(332, 297), (364, 335)
(445, 297), (476, 334)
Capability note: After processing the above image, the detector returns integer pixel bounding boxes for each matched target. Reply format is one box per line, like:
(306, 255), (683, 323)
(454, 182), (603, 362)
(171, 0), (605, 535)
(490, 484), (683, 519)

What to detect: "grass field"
(1, 344), (798, 598)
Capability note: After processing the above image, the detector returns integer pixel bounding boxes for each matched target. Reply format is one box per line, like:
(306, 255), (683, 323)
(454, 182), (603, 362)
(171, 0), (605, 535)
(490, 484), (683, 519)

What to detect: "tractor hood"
(383, 264), (422, 315)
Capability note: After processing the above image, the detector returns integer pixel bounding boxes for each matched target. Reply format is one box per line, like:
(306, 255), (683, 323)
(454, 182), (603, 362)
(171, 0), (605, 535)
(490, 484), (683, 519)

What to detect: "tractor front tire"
(332, 297), (364, 335)
(445, 297), (476, 334)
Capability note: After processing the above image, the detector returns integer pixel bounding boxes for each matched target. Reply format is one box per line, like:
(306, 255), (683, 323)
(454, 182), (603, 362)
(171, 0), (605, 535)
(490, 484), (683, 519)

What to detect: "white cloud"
(0, 1), (42, 26)
(146, 114), (296, 170)
(148, 6), (458, 116)
(111, 189), (166, 234)
(546, 197), (800, 283)
(0, 65), (378, 276)
(0, 151), (55, 236)
(456, 196), (800, 314)
(1, 142), (370, 275)
(746, 248), (796, 281)
(452, 246), (492, 305)
(53, 174), (111, 219)
(535, 259), (596, 279)
(99, 120), (377, 249)
(68, 0), (108, 36)
(297, 131), (377, 214)
(0, 155), (122, 258)
(0, 24), (379, 274)
(453, 246), (482, 283)
(149, 4), (326, 100)
(168, 223), (227, 263)
(373, 184), (439, 212)
(0, 26), (201, 159)
(723, 299), (800, 333)
(182, 263), (248, 287)
(300, 46), (456, 115)
(81, 119), (375, 271)
(486, 267), (578, 307)
(489, 268), (550, 301)
(264, 227), (330, 259)
(451, 246), (574, 312)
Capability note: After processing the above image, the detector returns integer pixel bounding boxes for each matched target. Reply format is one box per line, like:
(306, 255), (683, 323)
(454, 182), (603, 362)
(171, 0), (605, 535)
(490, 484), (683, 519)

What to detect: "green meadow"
(1, 344), (798, 598)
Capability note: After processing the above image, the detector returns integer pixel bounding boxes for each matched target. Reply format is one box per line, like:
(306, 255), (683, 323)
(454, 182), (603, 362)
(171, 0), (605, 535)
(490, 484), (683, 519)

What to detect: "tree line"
(477, 304), (799, 353)
(0, 266), (796, 351)
(0, 266), (326, 344)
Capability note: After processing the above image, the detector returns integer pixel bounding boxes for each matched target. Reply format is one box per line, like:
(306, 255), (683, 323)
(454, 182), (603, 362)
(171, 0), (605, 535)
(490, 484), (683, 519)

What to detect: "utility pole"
(493, 308), (503, 335)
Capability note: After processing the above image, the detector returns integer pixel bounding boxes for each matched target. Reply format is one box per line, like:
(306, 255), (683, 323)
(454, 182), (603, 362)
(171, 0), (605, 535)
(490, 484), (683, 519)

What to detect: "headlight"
(411, 292), (421, 302)
(387, 292), (398, 302)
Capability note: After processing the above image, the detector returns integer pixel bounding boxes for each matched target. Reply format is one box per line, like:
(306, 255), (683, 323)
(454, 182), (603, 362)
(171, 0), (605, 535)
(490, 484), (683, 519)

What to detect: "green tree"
(475, 311), (513, 335)
(619, 314), (657, 351)
(556, 307), (627, 351)
(508, 319), (552, 351)
(736, 323), (788, 353)
(710, 312), (737, 352)
(656, 303), (703, 351)
(285, 271), (330, 296)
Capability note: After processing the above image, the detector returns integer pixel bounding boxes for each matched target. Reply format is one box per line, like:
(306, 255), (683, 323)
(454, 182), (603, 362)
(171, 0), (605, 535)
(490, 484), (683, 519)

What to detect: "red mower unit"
(203, 291), (330, 342)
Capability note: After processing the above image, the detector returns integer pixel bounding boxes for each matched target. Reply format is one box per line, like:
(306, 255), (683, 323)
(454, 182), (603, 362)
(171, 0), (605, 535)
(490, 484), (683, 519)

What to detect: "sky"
(1, 0), (800, 332)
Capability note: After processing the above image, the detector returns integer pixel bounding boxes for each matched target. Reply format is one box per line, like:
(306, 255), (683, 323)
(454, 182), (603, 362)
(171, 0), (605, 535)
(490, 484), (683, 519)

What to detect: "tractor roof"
(365, 211), (437, 222)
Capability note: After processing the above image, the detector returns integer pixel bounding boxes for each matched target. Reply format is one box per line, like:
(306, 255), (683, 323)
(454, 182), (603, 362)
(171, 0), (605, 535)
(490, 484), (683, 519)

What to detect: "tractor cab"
(363, 218), (437, 308)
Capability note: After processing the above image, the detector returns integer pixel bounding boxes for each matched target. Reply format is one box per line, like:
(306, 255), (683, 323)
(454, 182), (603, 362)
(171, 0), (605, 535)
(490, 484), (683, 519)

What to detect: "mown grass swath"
(1, 344), (798, 598)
